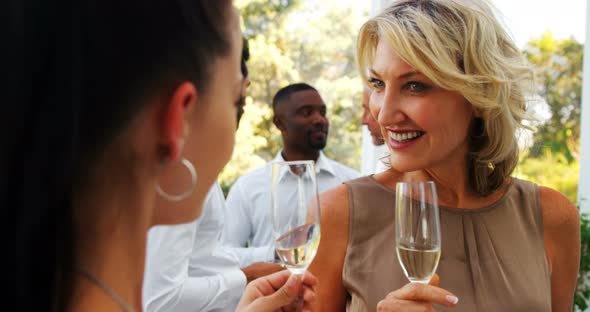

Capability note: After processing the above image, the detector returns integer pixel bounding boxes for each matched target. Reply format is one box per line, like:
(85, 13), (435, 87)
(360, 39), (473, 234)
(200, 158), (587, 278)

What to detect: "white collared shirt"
(143, 182), (246, 312)
(221, 151), (360, 267)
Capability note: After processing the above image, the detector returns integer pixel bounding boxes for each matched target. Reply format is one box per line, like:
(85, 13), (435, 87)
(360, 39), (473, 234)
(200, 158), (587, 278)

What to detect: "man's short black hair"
(272, 83), (317, 113)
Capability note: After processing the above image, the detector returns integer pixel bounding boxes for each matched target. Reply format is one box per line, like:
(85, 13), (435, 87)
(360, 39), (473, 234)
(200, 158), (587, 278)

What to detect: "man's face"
(277, 89), (329, 151)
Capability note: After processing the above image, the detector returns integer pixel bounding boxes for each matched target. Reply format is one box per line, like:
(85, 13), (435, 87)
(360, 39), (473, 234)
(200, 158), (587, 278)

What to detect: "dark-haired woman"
(4, 1), (315, 311)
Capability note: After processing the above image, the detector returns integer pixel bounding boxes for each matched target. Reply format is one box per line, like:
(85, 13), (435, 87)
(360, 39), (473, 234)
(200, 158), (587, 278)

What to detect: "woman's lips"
(387, 130), (425, 150)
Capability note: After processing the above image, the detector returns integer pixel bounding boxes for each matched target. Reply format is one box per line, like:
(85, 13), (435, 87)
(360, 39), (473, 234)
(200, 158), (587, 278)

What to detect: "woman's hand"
(377, 274), (459, 311)
(236, 270), (318, 312)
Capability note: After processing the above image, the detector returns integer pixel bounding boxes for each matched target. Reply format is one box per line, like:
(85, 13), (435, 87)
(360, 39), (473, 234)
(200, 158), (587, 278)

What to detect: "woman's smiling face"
(368, 40), (475, 173)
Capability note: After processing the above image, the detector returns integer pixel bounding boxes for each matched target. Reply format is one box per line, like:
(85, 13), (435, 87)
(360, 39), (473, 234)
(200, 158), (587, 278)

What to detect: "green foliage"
(237, 0), (301, 38)
(576, 210), (590, 311)
(219, 0), (304, 196)
(219, 98), (269, 195)
(514, 151), (579, 203)
(524, 32), (583, 162)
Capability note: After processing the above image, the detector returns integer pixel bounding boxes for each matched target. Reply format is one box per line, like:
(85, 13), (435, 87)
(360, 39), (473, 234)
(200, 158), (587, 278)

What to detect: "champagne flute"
(270, 160), (321, 275)
(395, 181), (441, 284)
(270, 160), (320, 311)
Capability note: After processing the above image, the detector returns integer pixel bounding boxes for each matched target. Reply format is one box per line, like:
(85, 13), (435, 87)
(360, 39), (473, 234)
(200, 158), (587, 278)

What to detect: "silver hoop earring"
(155, 158), (197, 202)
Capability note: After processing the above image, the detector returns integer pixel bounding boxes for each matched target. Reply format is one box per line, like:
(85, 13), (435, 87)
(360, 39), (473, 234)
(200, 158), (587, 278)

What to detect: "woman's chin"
(387, 161), (424, 174)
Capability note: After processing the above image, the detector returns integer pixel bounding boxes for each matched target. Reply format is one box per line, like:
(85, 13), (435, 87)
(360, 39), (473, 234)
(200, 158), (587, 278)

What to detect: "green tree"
(281, 1), (367, 166)
(523, 32), (583, 162)
(237, 0), (301, 38)
(515, 151), (579, 202)
(219, 0), (302, 193)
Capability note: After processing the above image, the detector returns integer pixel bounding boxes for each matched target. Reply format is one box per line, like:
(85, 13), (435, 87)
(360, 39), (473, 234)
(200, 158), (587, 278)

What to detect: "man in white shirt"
(222, 83), (360, 267)
(143, 183), (245, 311)
(142, 39), (283, 312)
(361, 86), (389, 174)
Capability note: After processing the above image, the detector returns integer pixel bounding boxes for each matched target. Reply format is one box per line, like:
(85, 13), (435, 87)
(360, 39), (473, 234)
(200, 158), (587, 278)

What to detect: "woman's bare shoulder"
(537, 186), (580, 310)
(538, 185), (580, 268)
(538, 185), (580, 233)
(319, 183), (350, 222)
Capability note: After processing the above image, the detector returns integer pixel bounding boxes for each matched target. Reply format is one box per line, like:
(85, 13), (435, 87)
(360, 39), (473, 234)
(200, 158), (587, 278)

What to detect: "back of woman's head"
(357, 0), (535, 195)
(3, 0), (232, 309)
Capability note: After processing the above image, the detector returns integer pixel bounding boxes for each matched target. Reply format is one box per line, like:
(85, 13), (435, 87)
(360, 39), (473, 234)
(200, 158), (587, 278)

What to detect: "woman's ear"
(159, 82), (197, 162)
(472, 106), (482, 118)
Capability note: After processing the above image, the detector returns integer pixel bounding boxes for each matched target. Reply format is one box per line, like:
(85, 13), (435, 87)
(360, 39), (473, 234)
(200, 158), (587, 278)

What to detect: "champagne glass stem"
(295, 292), (304, 312)
(294, 280), (305, 312)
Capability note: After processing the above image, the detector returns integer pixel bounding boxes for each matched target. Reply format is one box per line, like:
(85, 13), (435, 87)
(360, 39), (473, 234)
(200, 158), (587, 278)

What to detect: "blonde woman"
(309, 0), (580, 311)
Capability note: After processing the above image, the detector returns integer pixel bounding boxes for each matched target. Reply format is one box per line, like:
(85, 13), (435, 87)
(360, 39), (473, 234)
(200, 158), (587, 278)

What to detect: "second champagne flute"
(270, 160), (321, 275)
(395, 181), (441, 284)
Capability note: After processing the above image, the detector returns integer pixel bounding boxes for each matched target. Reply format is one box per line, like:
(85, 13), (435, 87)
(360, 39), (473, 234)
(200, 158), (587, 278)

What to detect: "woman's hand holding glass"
(236, 270), (317, 312)
(376, 181), (459, 310)
(376, 274), (459, 311)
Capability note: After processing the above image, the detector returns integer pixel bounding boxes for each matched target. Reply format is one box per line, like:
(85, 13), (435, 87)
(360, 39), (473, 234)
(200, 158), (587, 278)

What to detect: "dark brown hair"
(3, 0), (233, 309)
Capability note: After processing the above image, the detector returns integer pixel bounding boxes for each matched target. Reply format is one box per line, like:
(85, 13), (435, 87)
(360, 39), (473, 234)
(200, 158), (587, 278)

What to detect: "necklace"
(77, 270), (135, 312)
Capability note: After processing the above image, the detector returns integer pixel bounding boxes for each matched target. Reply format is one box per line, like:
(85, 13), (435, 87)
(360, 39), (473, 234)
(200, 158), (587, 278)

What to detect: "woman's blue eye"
(406, 82), (430, 92)
(368, 78), (384, 89)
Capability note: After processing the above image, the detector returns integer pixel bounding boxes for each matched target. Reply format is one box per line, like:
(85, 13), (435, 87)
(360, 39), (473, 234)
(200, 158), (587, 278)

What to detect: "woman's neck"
(383, 154), (505, 209)
(70, 182), (153, 312)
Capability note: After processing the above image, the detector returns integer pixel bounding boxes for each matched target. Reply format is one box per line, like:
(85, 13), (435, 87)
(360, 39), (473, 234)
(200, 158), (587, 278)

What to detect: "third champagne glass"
(395, 181), (441, 284)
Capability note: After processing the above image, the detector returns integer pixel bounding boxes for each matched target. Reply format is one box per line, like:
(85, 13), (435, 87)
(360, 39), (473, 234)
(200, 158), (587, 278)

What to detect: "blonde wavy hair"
(357, 0), (536, 196)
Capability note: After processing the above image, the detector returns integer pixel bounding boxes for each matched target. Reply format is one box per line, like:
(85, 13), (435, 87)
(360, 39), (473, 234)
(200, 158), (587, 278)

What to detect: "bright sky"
(329, 0), (587, 48)
(490, 0), (586, 48)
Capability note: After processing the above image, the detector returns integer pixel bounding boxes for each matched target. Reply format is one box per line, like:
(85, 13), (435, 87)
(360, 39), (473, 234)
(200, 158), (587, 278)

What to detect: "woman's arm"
(308, 184), (351, 311)
(540, 186), (581, 312)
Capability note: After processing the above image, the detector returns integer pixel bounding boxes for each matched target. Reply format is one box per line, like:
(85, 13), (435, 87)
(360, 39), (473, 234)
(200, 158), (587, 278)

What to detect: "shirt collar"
(315, 151), (337, 177)
(272, 150), (337, 177)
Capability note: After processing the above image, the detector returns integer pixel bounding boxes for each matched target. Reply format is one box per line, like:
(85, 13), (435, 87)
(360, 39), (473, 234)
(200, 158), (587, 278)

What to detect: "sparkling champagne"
(275, 223), (321, 274)
(396, 245), (441, 283)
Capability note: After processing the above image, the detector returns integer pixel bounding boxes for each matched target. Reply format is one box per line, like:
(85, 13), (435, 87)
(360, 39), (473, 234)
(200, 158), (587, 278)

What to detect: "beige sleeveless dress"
(342, 176), (551, 312)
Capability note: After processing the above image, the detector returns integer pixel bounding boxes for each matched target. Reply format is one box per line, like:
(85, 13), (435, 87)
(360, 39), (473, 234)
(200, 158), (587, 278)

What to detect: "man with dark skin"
(223, 83), (360, 267)
(273, 84), (330, 161)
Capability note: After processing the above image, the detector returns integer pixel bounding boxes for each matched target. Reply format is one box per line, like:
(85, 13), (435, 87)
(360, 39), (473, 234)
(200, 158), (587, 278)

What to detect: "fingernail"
(446, 295), (459, 305)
